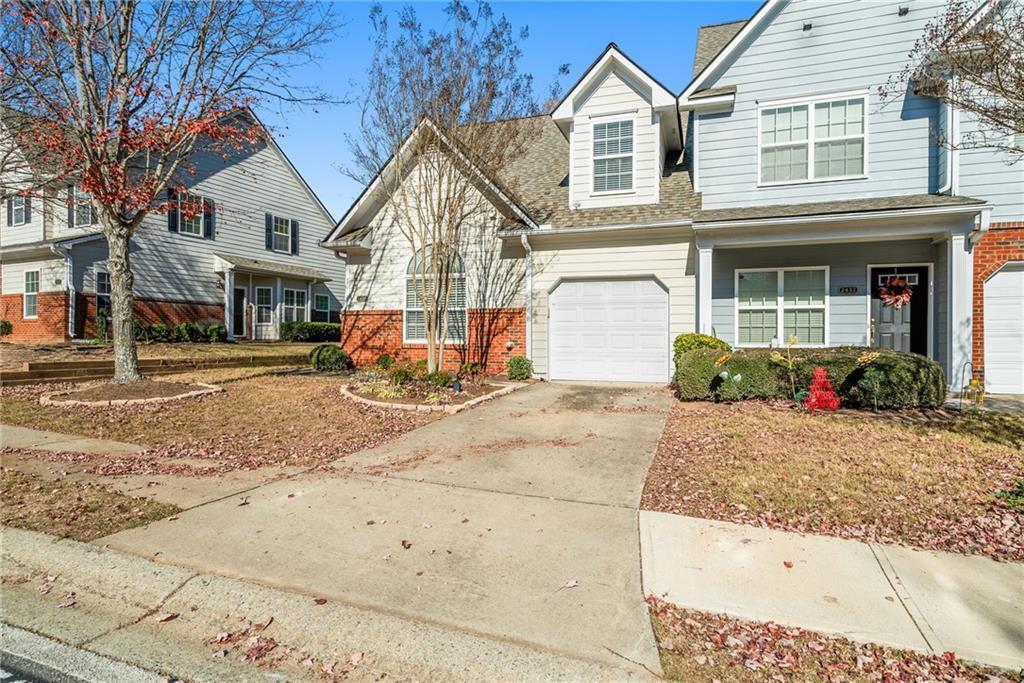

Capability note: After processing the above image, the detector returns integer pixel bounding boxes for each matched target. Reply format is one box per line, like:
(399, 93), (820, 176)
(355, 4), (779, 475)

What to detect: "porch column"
(275, 276), (283, 339)
(697, 245), (713, 335)
(223, 268), (235, 341)
(947, 233), (973, 391)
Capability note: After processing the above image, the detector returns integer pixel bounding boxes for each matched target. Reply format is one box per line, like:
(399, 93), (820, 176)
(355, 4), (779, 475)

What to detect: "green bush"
(148, 323), (170, 342)
(673, 333), (731, 368)
(412, 359), (429, 381)
(309, 344), (352, 372)
(172, 321), (203, 343)
(427, 370), (453, 388)
(205, 324), (228, 343)
(388, 365), (413, 385)
(674, 346), (945, 409)
(280, 321), (341, 342)
(376, 354), (395, 370)
(133, 319), (148, 342)
(507, 355), (533, 380)
(0, 319), (11, 337)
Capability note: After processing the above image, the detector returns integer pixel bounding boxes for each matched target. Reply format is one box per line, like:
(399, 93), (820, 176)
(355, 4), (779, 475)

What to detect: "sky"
(258, 1), (762, 221)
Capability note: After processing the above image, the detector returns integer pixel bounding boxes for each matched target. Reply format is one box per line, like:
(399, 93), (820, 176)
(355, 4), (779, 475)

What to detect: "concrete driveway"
(102, 382), (673, 675)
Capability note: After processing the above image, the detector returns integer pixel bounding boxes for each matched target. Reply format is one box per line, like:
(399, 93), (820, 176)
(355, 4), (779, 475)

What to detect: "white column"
(305, 282), (311, 322)
(947, 233), (973, 391)
(697, 245), (713, 335)
(224, 268), (235, 340)
(275, 276), (283, 339)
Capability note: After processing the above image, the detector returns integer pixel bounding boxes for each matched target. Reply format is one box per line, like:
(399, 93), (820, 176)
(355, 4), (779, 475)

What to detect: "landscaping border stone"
(40, 382), (223, 408)
(340, 381), (527, 414)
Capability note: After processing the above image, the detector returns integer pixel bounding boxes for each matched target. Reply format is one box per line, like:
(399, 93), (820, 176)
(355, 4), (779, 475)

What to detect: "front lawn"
(642, 402), (1023, 561)
(0, 372), (437, 476)
(0, 341), (320, 371)
(0, 468), (179, 540)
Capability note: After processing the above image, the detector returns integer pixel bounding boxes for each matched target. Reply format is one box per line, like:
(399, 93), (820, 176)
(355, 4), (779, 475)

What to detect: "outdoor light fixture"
(802, 22), (812, 31)
(898, 6), (909, 16)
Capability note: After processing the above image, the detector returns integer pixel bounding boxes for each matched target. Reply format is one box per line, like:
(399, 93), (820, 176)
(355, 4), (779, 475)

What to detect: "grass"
(0, 469), (179, 541)
(642, 402), (1024, 561)
(0, 341), (320, 370)
(648, 597), (1015, 682)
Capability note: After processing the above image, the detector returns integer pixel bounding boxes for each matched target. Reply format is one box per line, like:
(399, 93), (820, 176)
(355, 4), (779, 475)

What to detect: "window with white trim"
(593, 119), (633, 193)
(178, 192), (205, 236)
(23, 270), (39, 318)
(404, 248), (466, 343)
(96, 271), (111, 316)
(11, 195), (28, 226)
(283, 289), (307, 323)
(312, 294), (330, 322)
(760, 96), (865, 184)
(736, 268), (828, 346)
(273, 216), (292, 253)
(256, 287), (273, 324)
(73, 187), (95, 227)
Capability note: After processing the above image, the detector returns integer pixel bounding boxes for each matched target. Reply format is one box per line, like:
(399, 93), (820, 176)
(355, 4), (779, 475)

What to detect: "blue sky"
(259, 1), (761, 221)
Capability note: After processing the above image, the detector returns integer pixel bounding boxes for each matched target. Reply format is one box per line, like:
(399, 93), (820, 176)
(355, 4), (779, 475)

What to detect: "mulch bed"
(49, 379), (207, 403)
(353, 380), (503, 406)
(642, 401), (1024, 562)
(648, 597), (1016, 682)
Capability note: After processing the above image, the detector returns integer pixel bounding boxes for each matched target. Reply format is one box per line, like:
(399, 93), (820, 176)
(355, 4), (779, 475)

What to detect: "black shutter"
(167, 188), (178, 232)
(290, 219), (299, 255)
(67, 185), (75, 228)
(5, 198), (11, 227)
(203, 199), (215, 239)
(265, 213), (273, 250)
(24, 196), (31, 222)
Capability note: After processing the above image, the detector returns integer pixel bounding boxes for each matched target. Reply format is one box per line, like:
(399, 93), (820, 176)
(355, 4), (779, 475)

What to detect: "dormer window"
(593, 119), (634, 193)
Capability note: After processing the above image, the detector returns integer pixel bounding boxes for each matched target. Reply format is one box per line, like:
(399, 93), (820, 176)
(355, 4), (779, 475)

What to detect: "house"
(323, 0), (1020, 392)
(1, 111), (342, 343)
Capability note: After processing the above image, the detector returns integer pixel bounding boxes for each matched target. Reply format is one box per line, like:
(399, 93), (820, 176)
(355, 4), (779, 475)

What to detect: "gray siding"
(958, 114), (1024, 222)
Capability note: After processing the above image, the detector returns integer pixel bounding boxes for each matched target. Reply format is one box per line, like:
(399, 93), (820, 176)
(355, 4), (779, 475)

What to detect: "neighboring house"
(1, 111), (341, 343)
(324, 0), (1019, 392)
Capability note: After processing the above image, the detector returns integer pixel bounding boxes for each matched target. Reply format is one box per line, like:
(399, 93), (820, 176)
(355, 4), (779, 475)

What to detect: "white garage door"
(549, 279), (669, 382)
(984, 262), (1024, 394)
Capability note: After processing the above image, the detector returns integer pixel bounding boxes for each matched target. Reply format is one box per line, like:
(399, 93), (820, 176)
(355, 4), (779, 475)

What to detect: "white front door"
(254, 286), (276, 340)
(984, 262), (1024, 394)
(549, 278), (669, 382)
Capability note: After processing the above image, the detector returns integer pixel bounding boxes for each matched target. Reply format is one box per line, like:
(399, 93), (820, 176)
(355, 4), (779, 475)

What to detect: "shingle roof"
(216, 253), (332, 281)
(692, 20), (747, 78)
(693, 194), (987, 223)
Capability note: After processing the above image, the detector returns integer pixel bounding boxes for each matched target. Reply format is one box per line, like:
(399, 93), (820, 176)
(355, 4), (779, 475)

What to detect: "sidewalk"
(640, 510), (1024, 670)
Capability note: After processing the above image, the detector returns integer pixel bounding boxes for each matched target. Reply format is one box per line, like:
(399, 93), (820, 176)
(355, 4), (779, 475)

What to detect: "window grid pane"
(24, 271), (39, 317)
(737, 271), (778, 308)
(273, 216), (291, 251)
(784, 309), (825, 345)
(738, 310), (777, 345)
(783, 270), (826, 306)
(593, 120), (634, 192)
(13, 196), (27, 224)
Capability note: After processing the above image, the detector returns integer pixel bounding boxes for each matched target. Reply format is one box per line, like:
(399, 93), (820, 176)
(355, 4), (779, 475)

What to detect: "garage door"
(549, 279), (669, 382)
(984, 263), (1024, 394)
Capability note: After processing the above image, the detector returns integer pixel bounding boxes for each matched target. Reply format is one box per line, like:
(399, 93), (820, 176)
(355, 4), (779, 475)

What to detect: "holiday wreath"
(879, 276), (912, 309)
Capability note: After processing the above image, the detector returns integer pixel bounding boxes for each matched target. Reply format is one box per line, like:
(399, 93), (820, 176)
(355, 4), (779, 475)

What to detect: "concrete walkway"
(98, 382), (673, 675)
(640, 511), (1024, 670)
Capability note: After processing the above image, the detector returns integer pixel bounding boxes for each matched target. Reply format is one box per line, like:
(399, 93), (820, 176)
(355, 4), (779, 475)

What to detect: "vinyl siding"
(1, 256), (65, 293)
(710, 240), (935, 350)
(530, 232), (695, 377)
(958, 114), (1024, 222)
(1, 195), (45, 246)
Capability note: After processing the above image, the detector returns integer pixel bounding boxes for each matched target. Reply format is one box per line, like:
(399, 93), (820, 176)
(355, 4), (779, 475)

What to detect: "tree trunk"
(105, 225), (143, 383)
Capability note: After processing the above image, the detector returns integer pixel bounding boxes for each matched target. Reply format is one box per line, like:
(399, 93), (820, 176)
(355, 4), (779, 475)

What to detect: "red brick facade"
(972, 222), (1024, 381)
(0, 291), (70, 343)
(76, 295), (225, 339)
(340, 307), (526, 373)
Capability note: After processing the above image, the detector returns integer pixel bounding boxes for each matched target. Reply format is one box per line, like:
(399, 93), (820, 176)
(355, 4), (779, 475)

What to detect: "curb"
(340, 381), (526, 415)
(39, 382), (223, 408)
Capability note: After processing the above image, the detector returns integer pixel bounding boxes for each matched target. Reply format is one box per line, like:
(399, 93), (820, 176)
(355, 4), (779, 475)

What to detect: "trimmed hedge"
(675, 346), (946, 409)
(172, 321), (204, 343)
(673, 333), (731, 369)
(309, 344), (353, 372)
(280, 321), (341, 342)
(507, 355), (533, 380)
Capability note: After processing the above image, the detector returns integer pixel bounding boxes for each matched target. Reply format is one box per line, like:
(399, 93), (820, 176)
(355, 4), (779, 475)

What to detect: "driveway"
(102, 382), (673, 674)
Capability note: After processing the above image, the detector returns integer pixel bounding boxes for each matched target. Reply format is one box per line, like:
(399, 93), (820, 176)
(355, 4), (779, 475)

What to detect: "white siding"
(530, 232), (695, 377)
(1, 194), (45, 247)
(1, 256), (65, 293)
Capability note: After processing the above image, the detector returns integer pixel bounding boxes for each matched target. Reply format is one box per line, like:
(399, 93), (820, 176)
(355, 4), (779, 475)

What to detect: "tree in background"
(346, 0), (562, 373)
(0, 0), (337, 382)
(883, 0), (1023, 158)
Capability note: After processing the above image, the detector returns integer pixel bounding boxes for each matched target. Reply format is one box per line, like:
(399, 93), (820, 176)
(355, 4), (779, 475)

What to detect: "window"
(11, 196), (28, 226)
(404, 247), (466, 343)
(96, 271), (111, 316)
(178, 192), (205, 236)
(760, 95), (865, 184)
(283, 289), (307, 323)
(73, 187), (94, 227)
(736, 268), (828, 347)
(313, 294), (330, 322)
(593, 119), (633, 193)
(256, 287), (273, 324)
(23, 270), (39, 318)
(273, 216), (292, 252)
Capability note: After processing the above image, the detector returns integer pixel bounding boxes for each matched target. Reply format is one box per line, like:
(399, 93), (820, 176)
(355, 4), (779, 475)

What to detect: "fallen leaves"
(155, 612), (179, 623)
(783, 561), (793, 569)
(556, 579), (579, 591)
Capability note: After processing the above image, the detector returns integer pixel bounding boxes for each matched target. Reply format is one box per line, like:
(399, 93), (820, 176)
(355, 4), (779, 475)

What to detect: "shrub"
(674, 346), (945, 409)
(280, 321), (341, 342)
(95, 309), (110, 342)
(133, 319), (148, 342)
(148, 323), (170, 342)
(507, 355), (533, 380)
(673, 333), (731, 368)
(309, 344), (352, 372)
(376, 354), (395, 370)
(459, 361), (483, 380)
(427, 370), (453, 388)
(388, 365), (413, 385)
(0, 319), (11, 337)
(172, 321), (203, 343)
(205, 324), (228, 343)
(412, 359), (429, 381)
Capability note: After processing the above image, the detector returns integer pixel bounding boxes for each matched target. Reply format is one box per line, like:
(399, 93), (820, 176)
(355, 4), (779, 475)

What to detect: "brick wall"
(972, 222), (1024, 381)
(340, 307), (526, 374)
(0, 291), (69, 343)
(76, 295), (225, 339)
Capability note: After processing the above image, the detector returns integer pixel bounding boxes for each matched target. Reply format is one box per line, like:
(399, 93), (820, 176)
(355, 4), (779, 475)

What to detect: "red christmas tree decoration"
(804, 367), (840, 411)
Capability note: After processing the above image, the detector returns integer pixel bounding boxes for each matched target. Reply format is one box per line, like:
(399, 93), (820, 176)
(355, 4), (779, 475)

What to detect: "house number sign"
(838, 286), (858, 295)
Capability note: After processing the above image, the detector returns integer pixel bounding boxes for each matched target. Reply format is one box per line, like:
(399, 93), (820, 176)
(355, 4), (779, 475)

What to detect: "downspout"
(50, 243), (75, 338)
(937, 84), (959, 196)
(520, 233), (533, 360)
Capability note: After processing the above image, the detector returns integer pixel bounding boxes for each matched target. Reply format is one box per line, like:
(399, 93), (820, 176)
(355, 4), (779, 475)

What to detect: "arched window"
(404, 247), (466, 343)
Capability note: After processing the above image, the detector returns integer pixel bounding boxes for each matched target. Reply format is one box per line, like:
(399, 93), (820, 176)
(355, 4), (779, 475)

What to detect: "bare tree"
(346, 0), (556, 373)
(882, 0), (1023, 157)
(0, 0), (338, 382)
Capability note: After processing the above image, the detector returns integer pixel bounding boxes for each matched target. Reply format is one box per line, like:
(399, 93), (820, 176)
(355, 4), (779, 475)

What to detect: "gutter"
(968, 207), (992, 246)
(694, 203), (992, 231)
(49, 242), (76, 338)
(499, 218), (693, 239)
(937, 92), (960, 195)
(520, 234), (533, 361)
